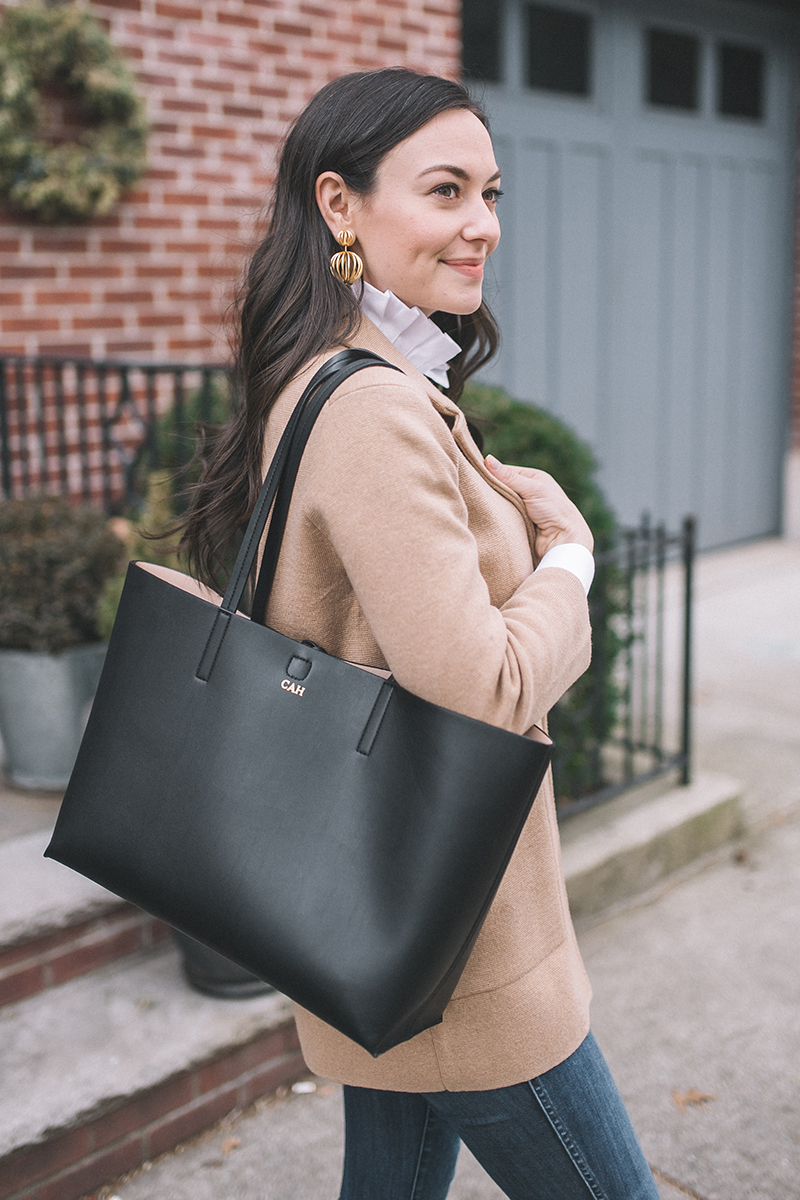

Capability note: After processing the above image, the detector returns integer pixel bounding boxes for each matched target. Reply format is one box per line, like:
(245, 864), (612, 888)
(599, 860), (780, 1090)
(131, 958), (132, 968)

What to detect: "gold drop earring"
(330, 230), (363, 285)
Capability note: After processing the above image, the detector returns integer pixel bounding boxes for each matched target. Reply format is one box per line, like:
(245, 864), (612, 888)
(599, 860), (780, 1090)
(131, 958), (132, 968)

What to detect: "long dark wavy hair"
(179, 69), (501, 592)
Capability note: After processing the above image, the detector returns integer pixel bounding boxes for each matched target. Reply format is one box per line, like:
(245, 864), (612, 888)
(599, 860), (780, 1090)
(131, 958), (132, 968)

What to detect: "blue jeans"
(338, 1033), (659, 1200)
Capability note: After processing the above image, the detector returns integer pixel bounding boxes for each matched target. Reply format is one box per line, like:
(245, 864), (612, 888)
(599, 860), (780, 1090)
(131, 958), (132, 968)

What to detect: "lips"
(442, 259), (485, 279)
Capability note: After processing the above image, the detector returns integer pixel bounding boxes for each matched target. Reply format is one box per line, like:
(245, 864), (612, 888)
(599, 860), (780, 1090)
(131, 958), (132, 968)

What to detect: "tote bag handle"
(248, 349), (399, 625)
(214, 349), (397, 622)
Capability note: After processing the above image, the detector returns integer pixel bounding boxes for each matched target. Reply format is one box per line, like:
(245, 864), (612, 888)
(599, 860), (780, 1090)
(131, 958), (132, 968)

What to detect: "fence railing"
(1, 355), (694, 813)
(0, 356), (231, 511)
(553, 514), (695, 817)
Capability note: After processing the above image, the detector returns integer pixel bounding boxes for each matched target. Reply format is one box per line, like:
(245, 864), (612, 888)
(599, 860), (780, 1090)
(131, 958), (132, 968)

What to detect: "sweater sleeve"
(303, 377), (592, 734)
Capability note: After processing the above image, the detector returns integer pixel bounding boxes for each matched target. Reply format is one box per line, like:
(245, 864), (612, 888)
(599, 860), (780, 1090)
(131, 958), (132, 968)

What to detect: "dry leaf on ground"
(672, 1087), (717, 1114)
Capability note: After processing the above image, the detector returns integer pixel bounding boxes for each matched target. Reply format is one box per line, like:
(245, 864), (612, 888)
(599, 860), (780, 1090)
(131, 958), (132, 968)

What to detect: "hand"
(484, 455), (594, 559)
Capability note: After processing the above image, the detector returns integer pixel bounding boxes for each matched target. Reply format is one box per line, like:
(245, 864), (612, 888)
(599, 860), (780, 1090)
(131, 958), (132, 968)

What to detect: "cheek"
(404, 219), (461, 267)
(362, 202), (419, 261)
(385, 221), (446, 274)
(360, 197), (461, 277)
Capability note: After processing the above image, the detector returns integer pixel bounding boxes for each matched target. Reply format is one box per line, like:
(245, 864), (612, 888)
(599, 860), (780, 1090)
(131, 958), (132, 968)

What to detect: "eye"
(484, 187), (504, 204)
(432, 183), (460, 199)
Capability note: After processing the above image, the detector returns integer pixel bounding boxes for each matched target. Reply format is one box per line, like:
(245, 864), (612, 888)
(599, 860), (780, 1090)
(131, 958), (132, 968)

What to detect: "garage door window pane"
(718, 43), (764, 120)
(463, 0), (503, 83)
(647, 28), (700, 110)
(526, 4), (592, 96)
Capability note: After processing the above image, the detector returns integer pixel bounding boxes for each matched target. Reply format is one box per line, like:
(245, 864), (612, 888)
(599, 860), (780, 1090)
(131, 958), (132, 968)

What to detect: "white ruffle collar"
(357, 281), (460, 387)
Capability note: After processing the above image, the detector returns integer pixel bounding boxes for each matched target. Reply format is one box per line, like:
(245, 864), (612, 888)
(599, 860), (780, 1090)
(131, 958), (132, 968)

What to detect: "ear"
(315, 171), (360, 240)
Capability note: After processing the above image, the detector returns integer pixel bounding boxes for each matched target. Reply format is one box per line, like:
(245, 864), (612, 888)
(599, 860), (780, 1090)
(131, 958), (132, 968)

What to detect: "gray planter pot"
(0, 642), (107, 789)
(170, 930), (275, 999)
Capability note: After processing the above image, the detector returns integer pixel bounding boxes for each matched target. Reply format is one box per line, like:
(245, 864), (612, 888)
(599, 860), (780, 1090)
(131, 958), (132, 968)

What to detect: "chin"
(435, 291), (484, 317)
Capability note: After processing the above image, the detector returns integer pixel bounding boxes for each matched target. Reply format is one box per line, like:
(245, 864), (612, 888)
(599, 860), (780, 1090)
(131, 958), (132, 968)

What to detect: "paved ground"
(103, 1084), (505, 1200)
(691, 538), (800, 828)
(100, 538), (800, 1200)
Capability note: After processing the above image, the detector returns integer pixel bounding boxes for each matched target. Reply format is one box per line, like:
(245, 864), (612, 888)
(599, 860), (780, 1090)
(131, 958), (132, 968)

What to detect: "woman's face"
(317, 109), (502, 316)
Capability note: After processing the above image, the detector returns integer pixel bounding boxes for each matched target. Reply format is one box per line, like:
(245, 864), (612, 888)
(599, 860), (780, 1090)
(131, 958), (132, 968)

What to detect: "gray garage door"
(468, 0), (799, 546)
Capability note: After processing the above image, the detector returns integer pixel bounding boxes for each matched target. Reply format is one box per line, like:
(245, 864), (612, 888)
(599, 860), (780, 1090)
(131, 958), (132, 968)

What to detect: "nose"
(462, 196), (500, 251)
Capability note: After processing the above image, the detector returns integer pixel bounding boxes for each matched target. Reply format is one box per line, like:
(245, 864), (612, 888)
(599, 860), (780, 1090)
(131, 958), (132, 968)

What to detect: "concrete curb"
(561, 772), (744, 919)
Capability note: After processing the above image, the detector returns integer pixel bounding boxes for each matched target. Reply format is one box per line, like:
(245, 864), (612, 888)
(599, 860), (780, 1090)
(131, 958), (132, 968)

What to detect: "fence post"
(680, 514), (696, 786)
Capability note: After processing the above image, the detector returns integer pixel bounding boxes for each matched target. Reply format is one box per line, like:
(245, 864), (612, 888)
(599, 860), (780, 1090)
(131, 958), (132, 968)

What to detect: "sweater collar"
(356, 282), (461, 387)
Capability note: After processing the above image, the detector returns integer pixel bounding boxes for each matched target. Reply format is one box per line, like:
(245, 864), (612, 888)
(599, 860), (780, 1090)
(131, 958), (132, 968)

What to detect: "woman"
(181, 69), (659, 1200)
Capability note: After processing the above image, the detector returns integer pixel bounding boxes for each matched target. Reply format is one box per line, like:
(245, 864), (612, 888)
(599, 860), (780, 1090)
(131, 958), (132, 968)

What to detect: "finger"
(485, 456), (533, 486)
(486, 456), (546, 485)
(484, 454), (511, 477)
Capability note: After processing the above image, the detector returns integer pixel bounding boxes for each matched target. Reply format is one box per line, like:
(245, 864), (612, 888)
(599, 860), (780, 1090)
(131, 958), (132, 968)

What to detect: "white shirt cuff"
(535, 543), (595, 596)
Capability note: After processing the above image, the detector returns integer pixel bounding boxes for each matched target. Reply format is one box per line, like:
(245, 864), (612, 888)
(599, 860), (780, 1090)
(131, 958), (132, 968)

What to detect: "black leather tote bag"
(46, 349), (553, 1057)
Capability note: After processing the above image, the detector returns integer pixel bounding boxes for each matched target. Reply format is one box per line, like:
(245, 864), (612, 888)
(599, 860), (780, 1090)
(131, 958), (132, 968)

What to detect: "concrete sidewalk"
(691, 538), (800, 828)
(101, 538), (800, 1200)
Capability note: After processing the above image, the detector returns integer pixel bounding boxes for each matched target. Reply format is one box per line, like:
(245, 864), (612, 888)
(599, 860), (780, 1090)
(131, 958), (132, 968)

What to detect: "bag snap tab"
(286, 655), (312, 681)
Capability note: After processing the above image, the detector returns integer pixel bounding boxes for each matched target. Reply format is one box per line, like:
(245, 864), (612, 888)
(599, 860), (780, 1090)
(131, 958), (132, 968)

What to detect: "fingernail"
(485, 454), (500, 469)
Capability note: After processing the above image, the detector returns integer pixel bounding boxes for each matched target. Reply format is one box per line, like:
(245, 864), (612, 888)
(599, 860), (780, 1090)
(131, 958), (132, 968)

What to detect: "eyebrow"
(417, 164), (502, 183)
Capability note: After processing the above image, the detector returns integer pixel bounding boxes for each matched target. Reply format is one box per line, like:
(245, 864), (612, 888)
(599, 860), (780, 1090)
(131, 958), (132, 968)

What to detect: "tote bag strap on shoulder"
(248, 348), (400, 626)
(211, 349), (398, 624)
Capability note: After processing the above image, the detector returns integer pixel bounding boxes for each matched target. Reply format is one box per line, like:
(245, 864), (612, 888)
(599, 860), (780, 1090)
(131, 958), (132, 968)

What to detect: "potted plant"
(0, 496), (125, 789)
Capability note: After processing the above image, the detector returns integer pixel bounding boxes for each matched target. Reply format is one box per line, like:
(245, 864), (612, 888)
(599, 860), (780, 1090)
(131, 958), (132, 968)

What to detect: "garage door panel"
(662, 155), (708, 530)
(559, 144), (611, 445)
(701, 158), (741, 547)
(512, 139), (560, 406)
(734, 162), (785, 537)
(611, 151), (670, 522)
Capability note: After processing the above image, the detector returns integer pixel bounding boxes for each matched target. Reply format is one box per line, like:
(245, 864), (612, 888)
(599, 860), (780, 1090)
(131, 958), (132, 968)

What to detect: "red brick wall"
(0, 0), (460, 363)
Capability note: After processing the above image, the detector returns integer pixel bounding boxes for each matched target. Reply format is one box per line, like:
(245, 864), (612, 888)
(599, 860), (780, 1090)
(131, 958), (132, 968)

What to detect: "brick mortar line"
(192, 1043), (303, 1105)
(0, 914), (158, 971)
(0, 941), (170, 1005)
(0, 919), (168, 1004)
(0, 905), (131, 956)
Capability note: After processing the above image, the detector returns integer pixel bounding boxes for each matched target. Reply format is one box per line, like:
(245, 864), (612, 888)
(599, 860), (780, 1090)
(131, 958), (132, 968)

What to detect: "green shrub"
(461, 382), (616, 551)
(98, 376), (232, 639)
(121, 372), (233, 518)
(0, 497), (125, 653)
(97, 470), (182, 641)
(151, 374), (232, 473)
(461, 383), (621, 806)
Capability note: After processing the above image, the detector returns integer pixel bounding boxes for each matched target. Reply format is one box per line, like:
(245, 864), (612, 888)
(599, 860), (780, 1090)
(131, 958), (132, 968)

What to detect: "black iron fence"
(552, 515), (694, 816)
(0, 355), (694, 812)
(0, 356), (232, 511)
